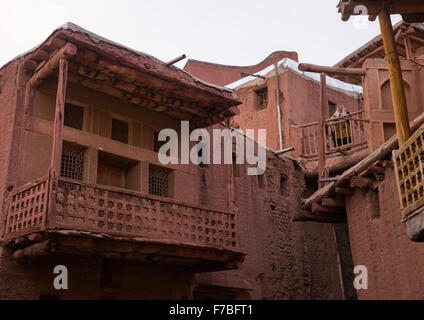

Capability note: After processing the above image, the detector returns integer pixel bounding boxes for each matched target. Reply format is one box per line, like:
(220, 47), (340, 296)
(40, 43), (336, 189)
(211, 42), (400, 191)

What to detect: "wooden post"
(378, 8), (411, 146)
(225, 117), (236, 211)
(318, 73), (329, 188)
(50, 59), (69, 176)
(404, 35), (413, 59)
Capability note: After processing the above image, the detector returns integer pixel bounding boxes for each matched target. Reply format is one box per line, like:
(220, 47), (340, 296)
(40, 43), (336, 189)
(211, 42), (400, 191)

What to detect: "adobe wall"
(0, 247), (193, 300)
(231, 69), (361, 155)
(193, 145), (356, 300)
(345, 166), (424, 299)
(183, 51), (298, 87)
(0, 60), (27, 232)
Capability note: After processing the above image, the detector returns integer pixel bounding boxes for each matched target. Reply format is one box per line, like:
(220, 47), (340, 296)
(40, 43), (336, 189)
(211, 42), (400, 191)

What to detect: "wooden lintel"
(298, 63), (366, 76)
(29, 43), (77, 88)
(321, 197), (345, 208)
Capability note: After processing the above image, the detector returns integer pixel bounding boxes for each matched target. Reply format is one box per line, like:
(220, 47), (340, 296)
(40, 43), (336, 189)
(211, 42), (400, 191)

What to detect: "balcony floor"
(5, 230), (246, 272)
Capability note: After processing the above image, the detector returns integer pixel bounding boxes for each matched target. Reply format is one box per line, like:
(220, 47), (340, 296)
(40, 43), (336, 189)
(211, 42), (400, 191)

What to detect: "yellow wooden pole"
(318, 73), (329, 188)
(378, 8), (411, 145)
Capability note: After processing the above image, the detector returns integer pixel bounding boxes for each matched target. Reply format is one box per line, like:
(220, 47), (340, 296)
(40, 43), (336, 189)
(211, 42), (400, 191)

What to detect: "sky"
(0, 0), (401, 70)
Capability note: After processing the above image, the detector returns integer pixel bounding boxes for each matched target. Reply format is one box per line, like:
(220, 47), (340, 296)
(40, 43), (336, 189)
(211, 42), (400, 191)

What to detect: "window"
(149, 165), (170, 198)
(61, 143), (85, 181)
(280, 175), (287, 194)
(328, 101), (337, 118)
(97, 151), (140, 191)
(258, 174), (265, 189)
(255, 87), (268, 110)
(112, 119), (129, 144)
(233, 153), (240, 177)
(154, 131), (169, 153)
(64, 103), (84, 130)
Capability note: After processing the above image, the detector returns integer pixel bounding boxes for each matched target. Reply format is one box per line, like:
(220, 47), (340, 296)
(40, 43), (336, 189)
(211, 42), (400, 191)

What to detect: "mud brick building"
(186, 17), (424, 298)
(0, 23), (356, 300)
(1, 2), (424, 300)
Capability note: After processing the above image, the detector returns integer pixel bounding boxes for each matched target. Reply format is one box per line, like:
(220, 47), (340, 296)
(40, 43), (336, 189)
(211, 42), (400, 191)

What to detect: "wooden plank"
(298, 63), (366, 75)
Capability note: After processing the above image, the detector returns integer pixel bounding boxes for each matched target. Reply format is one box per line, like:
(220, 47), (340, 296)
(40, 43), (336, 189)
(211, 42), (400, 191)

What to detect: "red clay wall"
(0, 61), (26, 228)
(345, 166), (424, 299)
(183, 51), (298, 87)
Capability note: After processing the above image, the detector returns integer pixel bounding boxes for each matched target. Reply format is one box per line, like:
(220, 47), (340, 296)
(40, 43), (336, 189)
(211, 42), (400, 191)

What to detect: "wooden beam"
(67, 62), (209, 118)
(29, 43), (77, 88)
(404, 35), (414, 59)
(13, 240), (56, 262)
(318, 73), (329, 189)
(322, 197), (345, 208)
(50, 59), (69, 176)
(312, 203), (345, 214)
(293, 211), (347, 223)
(379, 8), (411, 146)
(298, 63), (366, 76)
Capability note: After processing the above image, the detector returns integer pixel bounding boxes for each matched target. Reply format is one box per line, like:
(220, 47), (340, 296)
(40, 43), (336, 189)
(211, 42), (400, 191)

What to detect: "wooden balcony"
(1, 175), (244, 271)
(300, 110), (369, 158)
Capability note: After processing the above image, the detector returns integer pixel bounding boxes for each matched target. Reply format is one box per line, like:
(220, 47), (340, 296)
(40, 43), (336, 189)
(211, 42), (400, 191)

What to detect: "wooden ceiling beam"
(29, 43), (78, 88)
(68, 61), (210, 118)
(67, 73), (191, 120)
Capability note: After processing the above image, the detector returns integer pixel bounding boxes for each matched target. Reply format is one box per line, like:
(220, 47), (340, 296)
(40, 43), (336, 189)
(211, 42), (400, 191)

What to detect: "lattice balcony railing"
(393, 124), (424, 222)
(2, 176), (49, 238)
(1, 175), (240, 252)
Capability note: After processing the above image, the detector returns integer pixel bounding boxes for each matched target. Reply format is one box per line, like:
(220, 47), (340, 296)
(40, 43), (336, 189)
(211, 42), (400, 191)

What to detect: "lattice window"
(64, 103), (84, 130)
(60, 144), (85, 181)
(112, 119), (129, 144)
(149, 165), (170, 198)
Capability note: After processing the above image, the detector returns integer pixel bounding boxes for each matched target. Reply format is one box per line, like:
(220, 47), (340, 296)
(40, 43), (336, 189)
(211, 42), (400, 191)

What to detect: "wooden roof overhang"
(338, 0), (424, 23)
(20, 23), (240, 129)
(333, 22), (424, 84)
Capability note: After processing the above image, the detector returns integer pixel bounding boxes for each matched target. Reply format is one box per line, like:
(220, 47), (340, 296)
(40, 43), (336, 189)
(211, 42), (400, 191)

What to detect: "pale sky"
(0, 0), (401, 70)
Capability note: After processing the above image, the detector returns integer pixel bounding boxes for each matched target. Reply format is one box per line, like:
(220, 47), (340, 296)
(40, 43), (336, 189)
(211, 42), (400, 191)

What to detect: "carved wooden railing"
(2, 175), (240, 252)
(300, 110), (368, 157)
